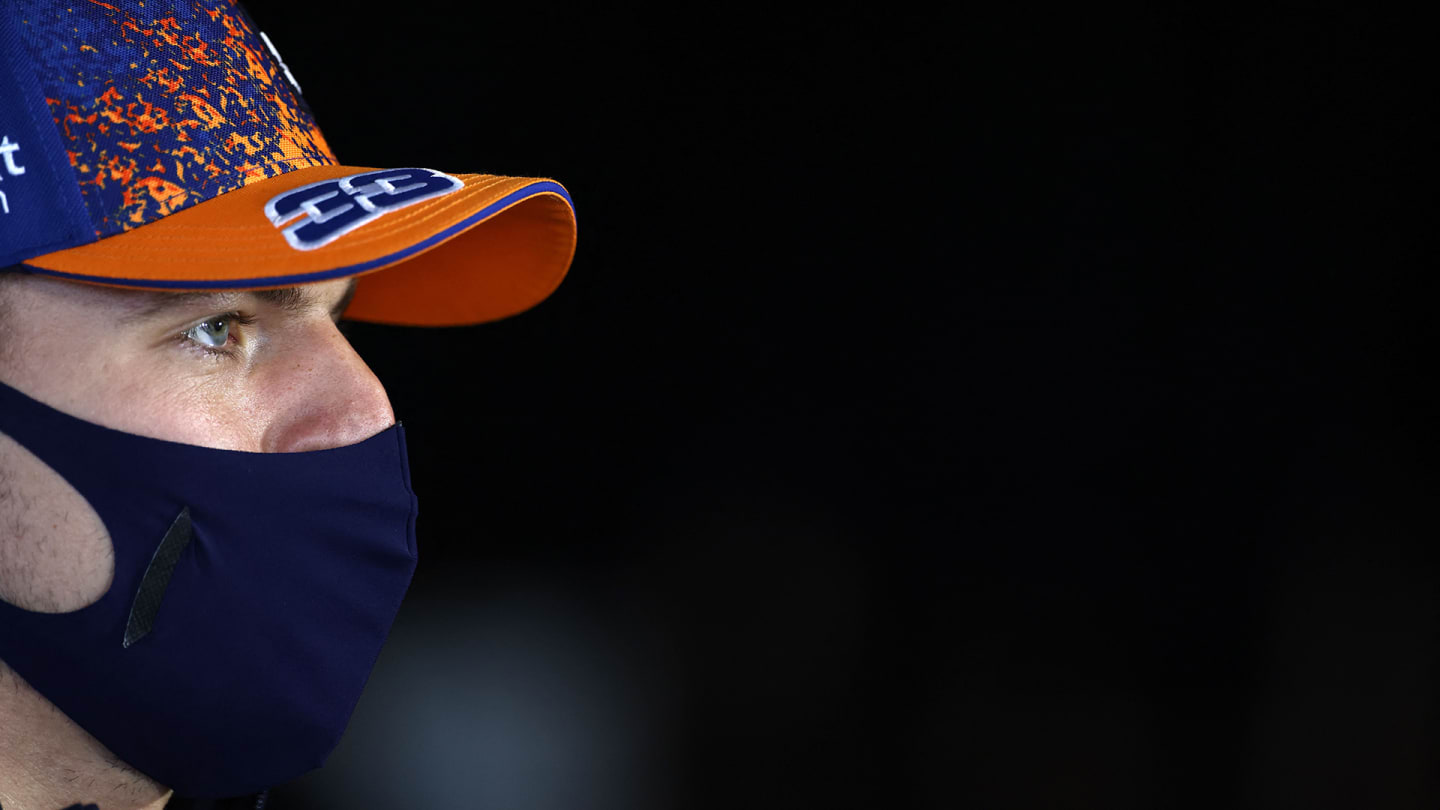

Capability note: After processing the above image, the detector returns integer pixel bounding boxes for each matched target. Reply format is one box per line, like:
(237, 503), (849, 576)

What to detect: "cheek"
(40, 357), (267, 452)
(118, 373), (267, 451)
(0, 431), (113, 613)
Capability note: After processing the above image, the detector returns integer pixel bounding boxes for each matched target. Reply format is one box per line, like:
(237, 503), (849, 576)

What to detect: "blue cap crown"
(1, 0), (333, 267)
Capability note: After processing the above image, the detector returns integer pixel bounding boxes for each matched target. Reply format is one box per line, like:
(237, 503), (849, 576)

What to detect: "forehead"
(0, 274), (357, 322)
(116, 279), (359, 323)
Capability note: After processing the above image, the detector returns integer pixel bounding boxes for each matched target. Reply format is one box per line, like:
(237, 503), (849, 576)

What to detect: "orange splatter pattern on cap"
(16, 0), (335, 238)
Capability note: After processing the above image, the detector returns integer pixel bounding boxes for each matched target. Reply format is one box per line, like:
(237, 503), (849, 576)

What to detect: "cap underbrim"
(18, 164), (577, 326)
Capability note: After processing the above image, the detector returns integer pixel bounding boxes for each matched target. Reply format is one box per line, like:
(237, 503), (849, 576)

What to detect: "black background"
(240, 4), (1426, 809)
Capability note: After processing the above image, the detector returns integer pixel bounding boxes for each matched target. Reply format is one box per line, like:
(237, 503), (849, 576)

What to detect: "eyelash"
(177, 312), (257, 358)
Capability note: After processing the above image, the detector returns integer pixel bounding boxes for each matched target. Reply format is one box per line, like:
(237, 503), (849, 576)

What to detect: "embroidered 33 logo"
(265, 168), (463, 250)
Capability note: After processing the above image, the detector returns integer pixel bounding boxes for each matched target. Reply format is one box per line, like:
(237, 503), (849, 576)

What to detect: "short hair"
(0, 271), (17, 365)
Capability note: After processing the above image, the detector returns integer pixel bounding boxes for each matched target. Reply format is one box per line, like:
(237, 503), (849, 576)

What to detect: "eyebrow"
(118, 278), (359, 323)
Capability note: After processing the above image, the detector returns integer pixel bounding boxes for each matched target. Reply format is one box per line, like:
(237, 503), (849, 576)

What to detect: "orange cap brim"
(19, 165), (577, 326)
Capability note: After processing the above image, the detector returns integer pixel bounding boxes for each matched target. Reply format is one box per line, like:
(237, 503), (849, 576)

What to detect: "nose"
(259, 320), (396, 454)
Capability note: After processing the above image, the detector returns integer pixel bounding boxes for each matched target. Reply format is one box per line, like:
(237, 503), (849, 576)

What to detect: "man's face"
(0, 273), (394, 612)
(0, 274), (393, 451)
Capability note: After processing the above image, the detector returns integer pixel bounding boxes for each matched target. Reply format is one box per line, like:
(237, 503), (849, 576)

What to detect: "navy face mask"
(0, 378), (418, 798)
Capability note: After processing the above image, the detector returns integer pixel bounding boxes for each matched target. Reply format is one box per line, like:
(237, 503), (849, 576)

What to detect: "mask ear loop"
(0, 379), (178, 609)
(0, 421), (116, 614)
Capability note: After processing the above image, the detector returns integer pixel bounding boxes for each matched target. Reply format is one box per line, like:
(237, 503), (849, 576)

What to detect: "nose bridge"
(260, 320), (395, 454)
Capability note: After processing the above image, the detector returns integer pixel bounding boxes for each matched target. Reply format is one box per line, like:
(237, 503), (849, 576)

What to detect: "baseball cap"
(0, 0), (576, 326)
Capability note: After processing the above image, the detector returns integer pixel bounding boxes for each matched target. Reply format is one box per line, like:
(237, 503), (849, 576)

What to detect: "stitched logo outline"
(265, 168), (464, 250)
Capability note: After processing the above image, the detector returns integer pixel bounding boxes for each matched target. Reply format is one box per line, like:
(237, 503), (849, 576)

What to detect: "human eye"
(178, 312), (255, 356)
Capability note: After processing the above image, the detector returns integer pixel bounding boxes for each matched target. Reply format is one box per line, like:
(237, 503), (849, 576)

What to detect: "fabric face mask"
(0, 378), (419, 798)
